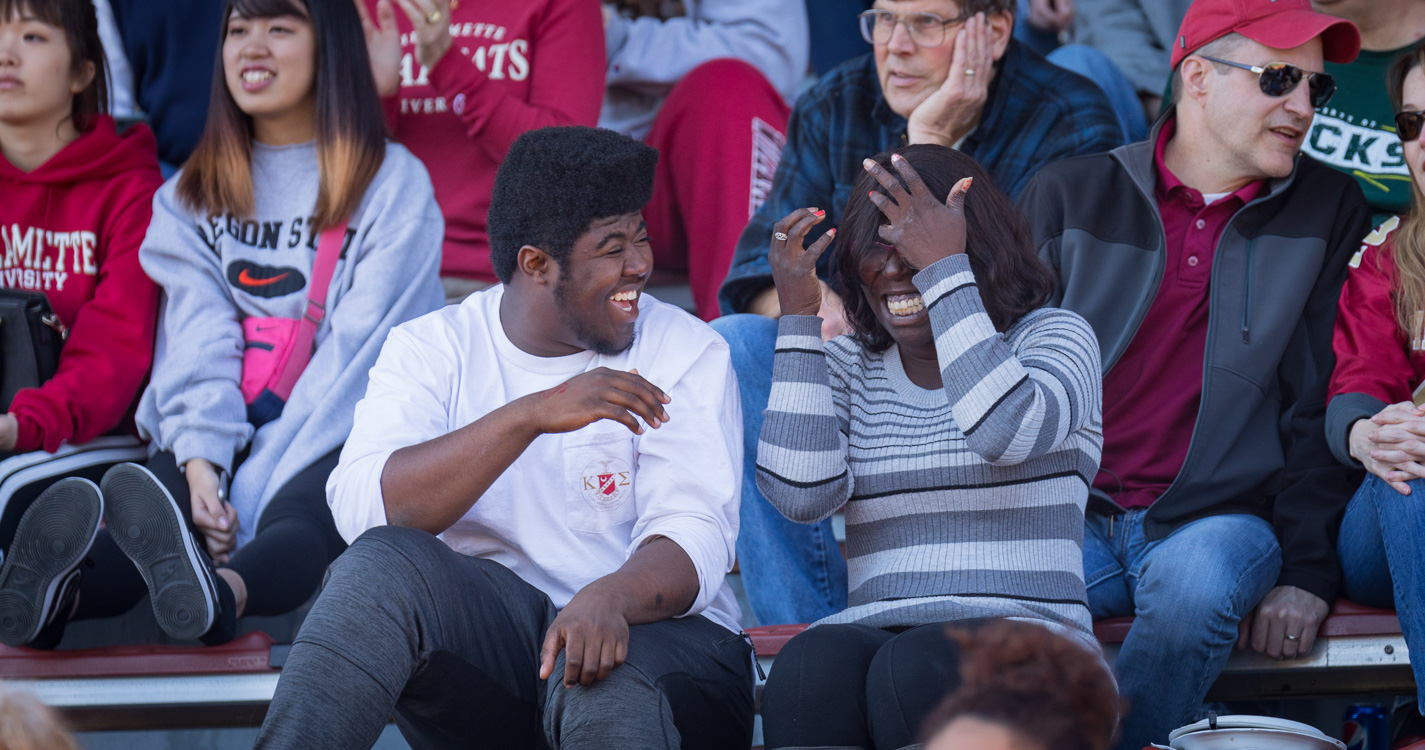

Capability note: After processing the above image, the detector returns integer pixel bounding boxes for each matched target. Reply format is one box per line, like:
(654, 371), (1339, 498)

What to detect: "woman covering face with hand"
(1329, 40), (1425, 717)
(0, 0), (443, 650)
(755, 144), (1104, 750)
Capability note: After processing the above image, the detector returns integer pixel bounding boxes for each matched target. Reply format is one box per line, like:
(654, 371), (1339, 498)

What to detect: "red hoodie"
(0, 116), (164, 452)
(1330, 216), (1425, 407)
(370, 0), (605, 281)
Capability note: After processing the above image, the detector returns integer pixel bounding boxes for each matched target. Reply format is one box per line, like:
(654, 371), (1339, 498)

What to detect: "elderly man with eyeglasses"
(1017, 1), (1370, 748)
(712, 0), (1120, 631)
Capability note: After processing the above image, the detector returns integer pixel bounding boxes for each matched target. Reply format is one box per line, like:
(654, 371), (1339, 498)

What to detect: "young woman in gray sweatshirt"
(0, 0), (444, 648)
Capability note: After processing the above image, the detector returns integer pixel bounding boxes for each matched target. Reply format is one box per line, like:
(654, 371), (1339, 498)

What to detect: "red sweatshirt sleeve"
(425, 0), (605, 162)
(1329, 235), (1415, 407)
(10, 185), (162, 452)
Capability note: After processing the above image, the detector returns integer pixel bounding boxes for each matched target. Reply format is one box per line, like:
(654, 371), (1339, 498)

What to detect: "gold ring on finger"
(774, 232), (790, 242)
(426, 10), (442, 23)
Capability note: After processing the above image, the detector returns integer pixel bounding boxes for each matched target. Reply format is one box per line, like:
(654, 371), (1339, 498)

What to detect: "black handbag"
(0, 290), (66, 412)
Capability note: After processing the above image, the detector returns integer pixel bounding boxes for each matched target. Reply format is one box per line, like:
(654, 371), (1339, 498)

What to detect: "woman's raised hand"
(863, 153), (971, 271)
(393, 0), (455, 69)
(769, 208), (836, 318)
(354, 0), (402, 97)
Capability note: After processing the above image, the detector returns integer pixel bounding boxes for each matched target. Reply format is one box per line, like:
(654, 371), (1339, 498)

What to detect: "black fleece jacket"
(1019, 120), (1370, 603)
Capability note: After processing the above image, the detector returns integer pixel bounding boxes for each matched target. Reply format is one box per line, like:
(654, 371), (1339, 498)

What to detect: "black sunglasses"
(1396, 110), (1425, 142)
(1198, 56), (1337, 109)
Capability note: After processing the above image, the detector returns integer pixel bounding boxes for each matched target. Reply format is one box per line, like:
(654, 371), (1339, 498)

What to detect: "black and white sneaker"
(0, 478), (102, 647)
(101, 463), (218, 641)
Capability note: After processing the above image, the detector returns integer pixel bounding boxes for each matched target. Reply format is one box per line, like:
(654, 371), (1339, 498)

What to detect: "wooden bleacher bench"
(0, 601), (1413, 730)
(745, 600), (1415, 702)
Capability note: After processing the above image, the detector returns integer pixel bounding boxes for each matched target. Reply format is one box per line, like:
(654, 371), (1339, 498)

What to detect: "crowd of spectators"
(1, 0), (1424, 748)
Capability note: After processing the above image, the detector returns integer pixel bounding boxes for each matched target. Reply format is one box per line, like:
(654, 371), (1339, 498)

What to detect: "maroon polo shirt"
(1092, 120), (1267, 509)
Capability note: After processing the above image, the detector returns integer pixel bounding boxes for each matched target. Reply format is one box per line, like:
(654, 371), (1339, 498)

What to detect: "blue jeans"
(710, 314), (848, 625)
(1086, 510), (1281, 750)
(1338, 474), (1425, 713)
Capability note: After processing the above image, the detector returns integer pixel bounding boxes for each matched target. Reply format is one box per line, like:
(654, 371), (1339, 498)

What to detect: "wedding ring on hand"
(426, 10), (441, 23)
(964, 69), (976, 76)
(1285, 634), (1300, 641)
(774, 232), (790, 241)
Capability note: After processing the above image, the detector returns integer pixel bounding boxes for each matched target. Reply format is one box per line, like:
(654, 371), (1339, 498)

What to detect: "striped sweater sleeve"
(915, 254), (1102, 465)
(755, 314), (854, 523)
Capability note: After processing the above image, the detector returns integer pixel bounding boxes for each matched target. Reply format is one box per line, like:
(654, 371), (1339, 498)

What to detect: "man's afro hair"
(488, 126), (659, 284)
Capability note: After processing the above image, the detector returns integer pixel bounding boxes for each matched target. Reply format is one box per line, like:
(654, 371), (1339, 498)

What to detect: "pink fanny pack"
(240, 221), (347, 426)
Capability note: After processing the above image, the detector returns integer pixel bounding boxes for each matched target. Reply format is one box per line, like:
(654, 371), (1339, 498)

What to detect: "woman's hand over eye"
(863, 154), (972, 271)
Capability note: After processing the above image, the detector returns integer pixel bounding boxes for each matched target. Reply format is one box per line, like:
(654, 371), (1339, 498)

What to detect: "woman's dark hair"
(831, 144), (1055, 353)
(488, 126), (658, 283)
(177, 0), (386, 232)
(920, 621), (1121, 750)
(0, 0), (108, 131)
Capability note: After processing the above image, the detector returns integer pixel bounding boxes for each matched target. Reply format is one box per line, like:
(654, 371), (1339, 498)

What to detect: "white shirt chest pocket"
(562, 426), (638, 534)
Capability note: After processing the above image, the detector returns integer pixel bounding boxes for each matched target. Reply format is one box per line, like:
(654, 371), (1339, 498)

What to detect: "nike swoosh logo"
(237, 268), (290, 287)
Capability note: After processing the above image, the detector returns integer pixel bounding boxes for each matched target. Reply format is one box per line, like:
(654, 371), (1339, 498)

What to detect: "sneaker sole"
(0, 478), (102, 647)
(101, 464), (216, 641)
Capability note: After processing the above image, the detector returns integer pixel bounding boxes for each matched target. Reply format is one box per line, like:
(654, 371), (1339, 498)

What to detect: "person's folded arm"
(425, 0), (604, 162)
(914, 254), (1102, 467)
(755, 315), (855, 523)
(605, 0), (808, 99)
(1326, 236), (1414, 467)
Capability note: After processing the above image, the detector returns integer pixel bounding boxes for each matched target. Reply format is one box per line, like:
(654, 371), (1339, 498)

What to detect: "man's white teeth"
(243, 70), (274, 83)
(611, 291), (638, 302)
(887, 294), (924, 316)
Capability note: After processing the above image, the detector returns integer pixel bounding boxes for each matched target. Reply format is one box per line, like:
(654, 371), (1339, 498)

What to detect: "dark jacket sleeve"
(1271, 172), (1371, 602)
(718, 95), (836, 315)
(1019, 166), (1068, 307)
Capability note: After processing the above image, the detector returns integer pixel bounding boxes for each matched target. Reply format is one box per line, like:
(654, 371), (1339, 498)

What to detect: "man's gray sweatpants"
(254, 526), (755, 750)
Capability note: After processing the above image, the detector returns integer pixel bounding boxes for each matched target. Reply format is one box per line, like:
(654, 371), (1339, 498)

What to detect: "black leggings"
(75, 448), (346, 620)
(760, 621), (980, 750)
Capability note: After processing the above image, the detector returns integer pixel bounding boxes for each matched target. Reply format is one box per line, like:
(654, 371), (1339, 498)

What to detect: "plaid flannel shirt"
(719, 40), (1122, 314)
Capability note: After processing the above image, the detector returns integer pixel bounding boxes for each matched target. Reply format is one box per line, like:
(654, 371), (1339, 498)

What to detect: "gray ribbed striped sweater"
(756, 254), (1103, 640)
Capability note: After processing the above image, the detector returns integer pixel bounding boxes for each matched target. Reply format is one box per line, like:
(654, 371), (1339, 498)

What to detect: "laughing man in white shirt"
(255, 126), (751, 750)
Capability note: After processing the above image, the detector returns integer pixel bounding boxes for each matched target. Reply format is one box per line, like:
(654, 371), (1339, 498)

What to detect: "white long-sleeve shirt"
(328, 286), (743, 632)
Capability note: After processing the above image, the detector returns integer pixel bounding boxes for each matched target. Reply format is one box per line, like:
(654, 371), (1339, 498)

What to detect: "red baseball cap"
(1170, 0), (1361, 71)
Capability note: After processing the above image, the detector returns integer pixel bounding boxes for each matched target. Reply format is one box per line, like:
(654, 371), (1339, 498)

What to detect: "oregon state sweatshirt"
(135, 140), (445, 546)
(0, 115), (164, 452)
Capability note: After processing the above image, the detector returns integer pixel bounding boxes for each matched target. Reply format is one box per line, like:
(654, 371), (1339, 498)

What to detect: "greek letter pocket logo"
(581, 457), (633, 511)
(563, 430), (637, 534)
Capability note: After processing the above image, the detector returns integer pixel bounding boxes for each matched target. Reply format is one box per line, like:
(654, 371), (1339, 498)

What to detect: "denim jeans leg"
(1113, 514), (1282, 750)
(711, 314), (848, 625)
(1341, 474), (1425, 712)
(1047, 44), (1148, 142)
(1083, 511), (1134, 619)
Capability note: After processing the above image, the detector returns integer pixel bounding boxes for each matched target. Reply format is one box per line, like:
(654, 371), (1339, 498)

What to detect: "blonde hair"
(1388, 42), (1425, 341)
(0, 686), (79, 750)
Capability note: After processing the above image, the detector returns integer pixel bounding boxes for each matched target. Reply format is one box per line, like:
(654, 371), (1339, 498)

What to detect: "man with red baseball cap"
(1019, 1), (1368, 747)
